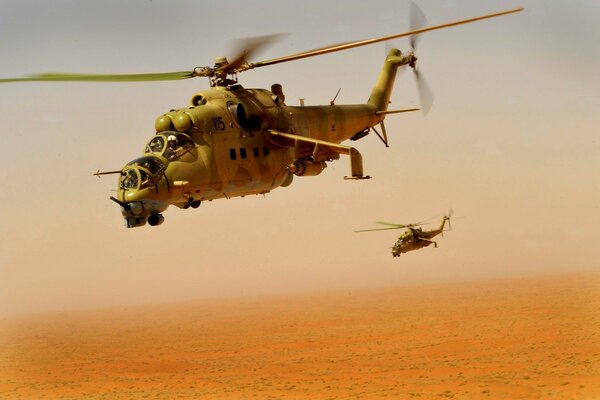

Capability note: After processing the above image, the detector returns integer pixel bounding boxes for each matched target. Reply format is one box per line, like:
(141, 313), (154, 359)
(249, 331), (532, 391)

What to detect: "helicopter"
(355, 212), (452, 257)
(0, 5), (522, 228)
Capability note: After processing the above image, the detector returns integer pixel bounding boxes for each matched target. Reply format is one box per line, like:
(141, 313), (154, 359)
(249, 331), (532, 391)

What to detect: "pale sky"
(1, 0), (598, 317)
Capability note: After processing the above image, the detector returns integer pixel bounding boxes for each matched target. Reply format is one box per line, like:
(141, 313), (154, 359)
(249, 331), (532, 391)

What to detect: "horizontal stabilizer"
(375, 108), (419, 116)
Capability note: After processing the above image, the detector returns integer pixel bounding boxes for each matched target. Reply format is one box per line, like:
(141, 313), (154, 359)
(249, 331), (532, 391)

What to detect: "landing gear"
(148, 213), (165, 226)
(184, 199), (201, 209)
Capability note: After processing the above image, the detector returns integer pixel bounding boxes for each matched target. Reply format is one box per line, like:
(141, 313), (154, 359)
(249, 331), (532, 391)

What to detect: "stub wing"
(266, 129), (369, 179)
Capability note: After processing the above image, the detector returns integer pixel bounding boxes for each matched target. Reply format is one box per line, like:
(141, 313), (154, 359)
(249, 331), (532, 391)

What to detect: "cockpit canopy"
(120, 155), (166, 190)
(145, 131), (195, 160)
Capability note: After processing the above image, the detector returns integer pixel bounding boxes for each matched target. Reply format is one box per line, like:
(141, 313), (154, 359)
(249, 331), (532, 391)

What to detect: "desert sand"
(1, 273), (599, 399)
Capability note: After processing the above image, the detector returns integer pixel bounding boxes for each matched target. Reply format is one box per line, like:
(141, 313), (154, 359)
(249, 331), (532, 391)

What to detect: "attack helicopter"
(0, 5), (522, 228)
(355, 212), (452, 257)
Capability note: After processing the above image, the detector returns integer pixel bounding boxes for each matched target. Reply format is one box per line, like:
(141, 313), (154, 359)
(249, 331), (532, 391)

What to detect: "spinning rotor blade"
(0, 34), (283, 84)
(219, 34), (284, 74)
(375, 221), (409, 228)
(375, 221), (424, 228)
(355, 226), (407, 233)
(384, 3), (426, 57)
(0, 70), (200, 83)
(409, 1), (428, 50)
(249, 7), (523, 69)
(355, 220), (426, 233)
(446, 209), (454, 231)
(355, 220), (420, 233)
(407, 2), (434, 116)
(414, 68), (434, 116)
(0, 8), (522, 83)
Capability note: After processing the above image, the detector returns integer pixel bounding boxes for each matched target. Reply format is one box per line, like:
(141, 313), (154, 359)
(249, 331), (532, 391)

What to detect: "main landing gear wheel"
(148, 213), (165, 226)
(184, 199), (201, 209)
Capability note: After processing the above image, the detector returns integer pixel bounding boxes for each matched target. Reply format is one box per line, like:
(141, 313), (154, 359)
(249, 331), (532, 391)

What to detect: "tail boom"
(368, 49), (413, 113)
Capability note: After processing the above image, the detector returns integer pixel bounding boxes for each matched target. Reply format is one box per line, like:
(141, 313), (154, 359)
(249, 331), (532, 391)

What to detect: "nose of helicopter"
(111, 193), (169, 228)
(115, 199), (148, 228)
(114, 155), (171, 227)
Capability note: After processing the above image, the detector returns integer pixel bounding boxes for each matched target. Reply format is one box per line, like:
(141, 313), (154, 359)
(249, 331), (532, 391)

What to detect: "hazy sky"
(1, 0), (598, 317)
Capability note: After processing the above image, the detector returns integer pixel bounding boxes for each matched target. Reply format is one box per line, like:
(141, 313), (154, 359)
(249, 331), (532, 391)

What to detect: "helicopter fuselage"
(392, 230), (437, 256)
(391, 218), (449, 257)
(116, 85), (383, 227)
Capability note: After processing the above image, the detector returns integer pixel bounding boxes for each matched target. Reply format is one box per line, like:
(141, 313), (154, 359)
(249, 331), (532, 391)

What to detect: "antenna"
(330, 88), (342, 105)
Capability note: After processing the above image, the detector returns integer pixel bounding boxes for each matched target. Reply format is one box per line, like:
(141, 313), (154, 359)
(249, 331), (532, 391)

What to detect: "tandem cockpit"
(120, 132), (195, 190)
(120, 131), (195, 190)
(110, 131), (197, 228)
(119, 131), (195, 190)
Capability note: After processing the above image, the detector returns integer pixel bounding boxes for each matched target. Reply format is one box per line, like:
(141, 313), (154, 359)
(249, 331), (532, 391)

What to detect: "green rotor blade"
(0, 71), (195, 83)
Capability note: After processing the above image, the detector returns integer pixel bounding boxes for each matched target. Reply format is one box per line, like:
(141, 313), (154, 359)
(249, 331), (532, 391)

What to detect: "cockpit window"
(121, 169), (139, 190)
(139, 169), (153, 189)
(145, 131), (195, 161)
(145, 136), (165, 153)
(127, 156), (165, 175)
(120, 156), (166, 190)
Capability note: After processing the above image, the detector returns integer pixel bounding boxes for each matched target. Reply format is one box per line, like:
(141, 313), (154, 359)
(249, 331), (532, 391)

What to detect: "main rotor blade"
(250, 7), (523, 69)
(0, 70), (197, 83)
(220, 34), (284, 74)
(375, 221), (425, 228)
(355, 226), (406, 233)
(375, 221), (408, 228)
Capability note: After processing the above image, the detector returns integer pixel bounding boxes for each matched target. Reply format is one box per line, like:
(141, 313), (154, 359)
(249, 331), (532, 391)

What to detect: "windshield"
(120, 169), (139, 190)
(145, 136), (165, 153)
(146, 132), (195, 160)
(127, 156), (165, 175)
(121, 156), (166, 189)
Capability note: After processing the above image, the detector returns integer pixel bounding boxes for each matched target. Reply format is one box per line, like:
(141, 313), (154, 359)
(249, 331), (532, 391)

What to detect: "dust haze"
(0, 1), (598, 317)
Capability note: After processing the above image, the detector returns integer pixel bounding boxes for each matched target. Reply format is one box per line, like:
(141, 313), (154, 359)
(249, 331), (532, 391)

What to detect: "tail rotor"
(408, 2), (435, 116)
(443, 209), (454, 235)
(409, 1), (427, 50)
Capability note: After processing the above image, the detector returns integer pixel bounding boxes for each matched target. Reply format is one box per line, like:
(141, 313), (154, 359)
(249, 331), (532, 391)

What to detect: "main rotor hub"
(408, 52), (417, 69)
(214, 56), (229, 68)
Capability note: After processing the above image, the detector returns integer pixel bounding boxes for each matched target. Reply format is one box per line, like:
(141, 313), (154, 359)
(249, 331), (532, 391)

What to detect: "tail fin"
(439, 216), (449, 232)
(367, 49), (412, 112)
(439, 210), (453, 234)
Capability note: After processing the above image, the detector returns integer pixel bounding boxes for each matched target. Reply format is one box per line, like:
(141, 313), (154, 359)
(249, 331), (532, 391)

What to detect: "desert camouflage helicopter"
(356, 212), (452, 257)
(0, 5), (521, 228)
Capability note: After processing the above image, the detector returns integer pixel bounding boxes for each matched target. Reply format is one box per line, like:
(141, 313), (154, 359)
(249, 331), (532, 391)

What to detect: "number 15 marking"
(212, 116), (225, 131)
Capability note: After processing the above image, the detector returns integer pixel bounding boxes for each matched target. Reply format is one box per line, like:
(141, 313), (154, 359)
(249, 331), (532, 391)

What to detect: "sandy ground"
(1, 273), (599, 399)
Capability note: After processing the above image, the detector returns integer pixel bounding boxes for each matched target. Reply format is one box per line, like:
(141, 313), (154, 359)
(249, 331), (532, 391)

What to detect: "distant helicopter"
(356, 212), (452, 257)
(0, 5), (522, 228)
